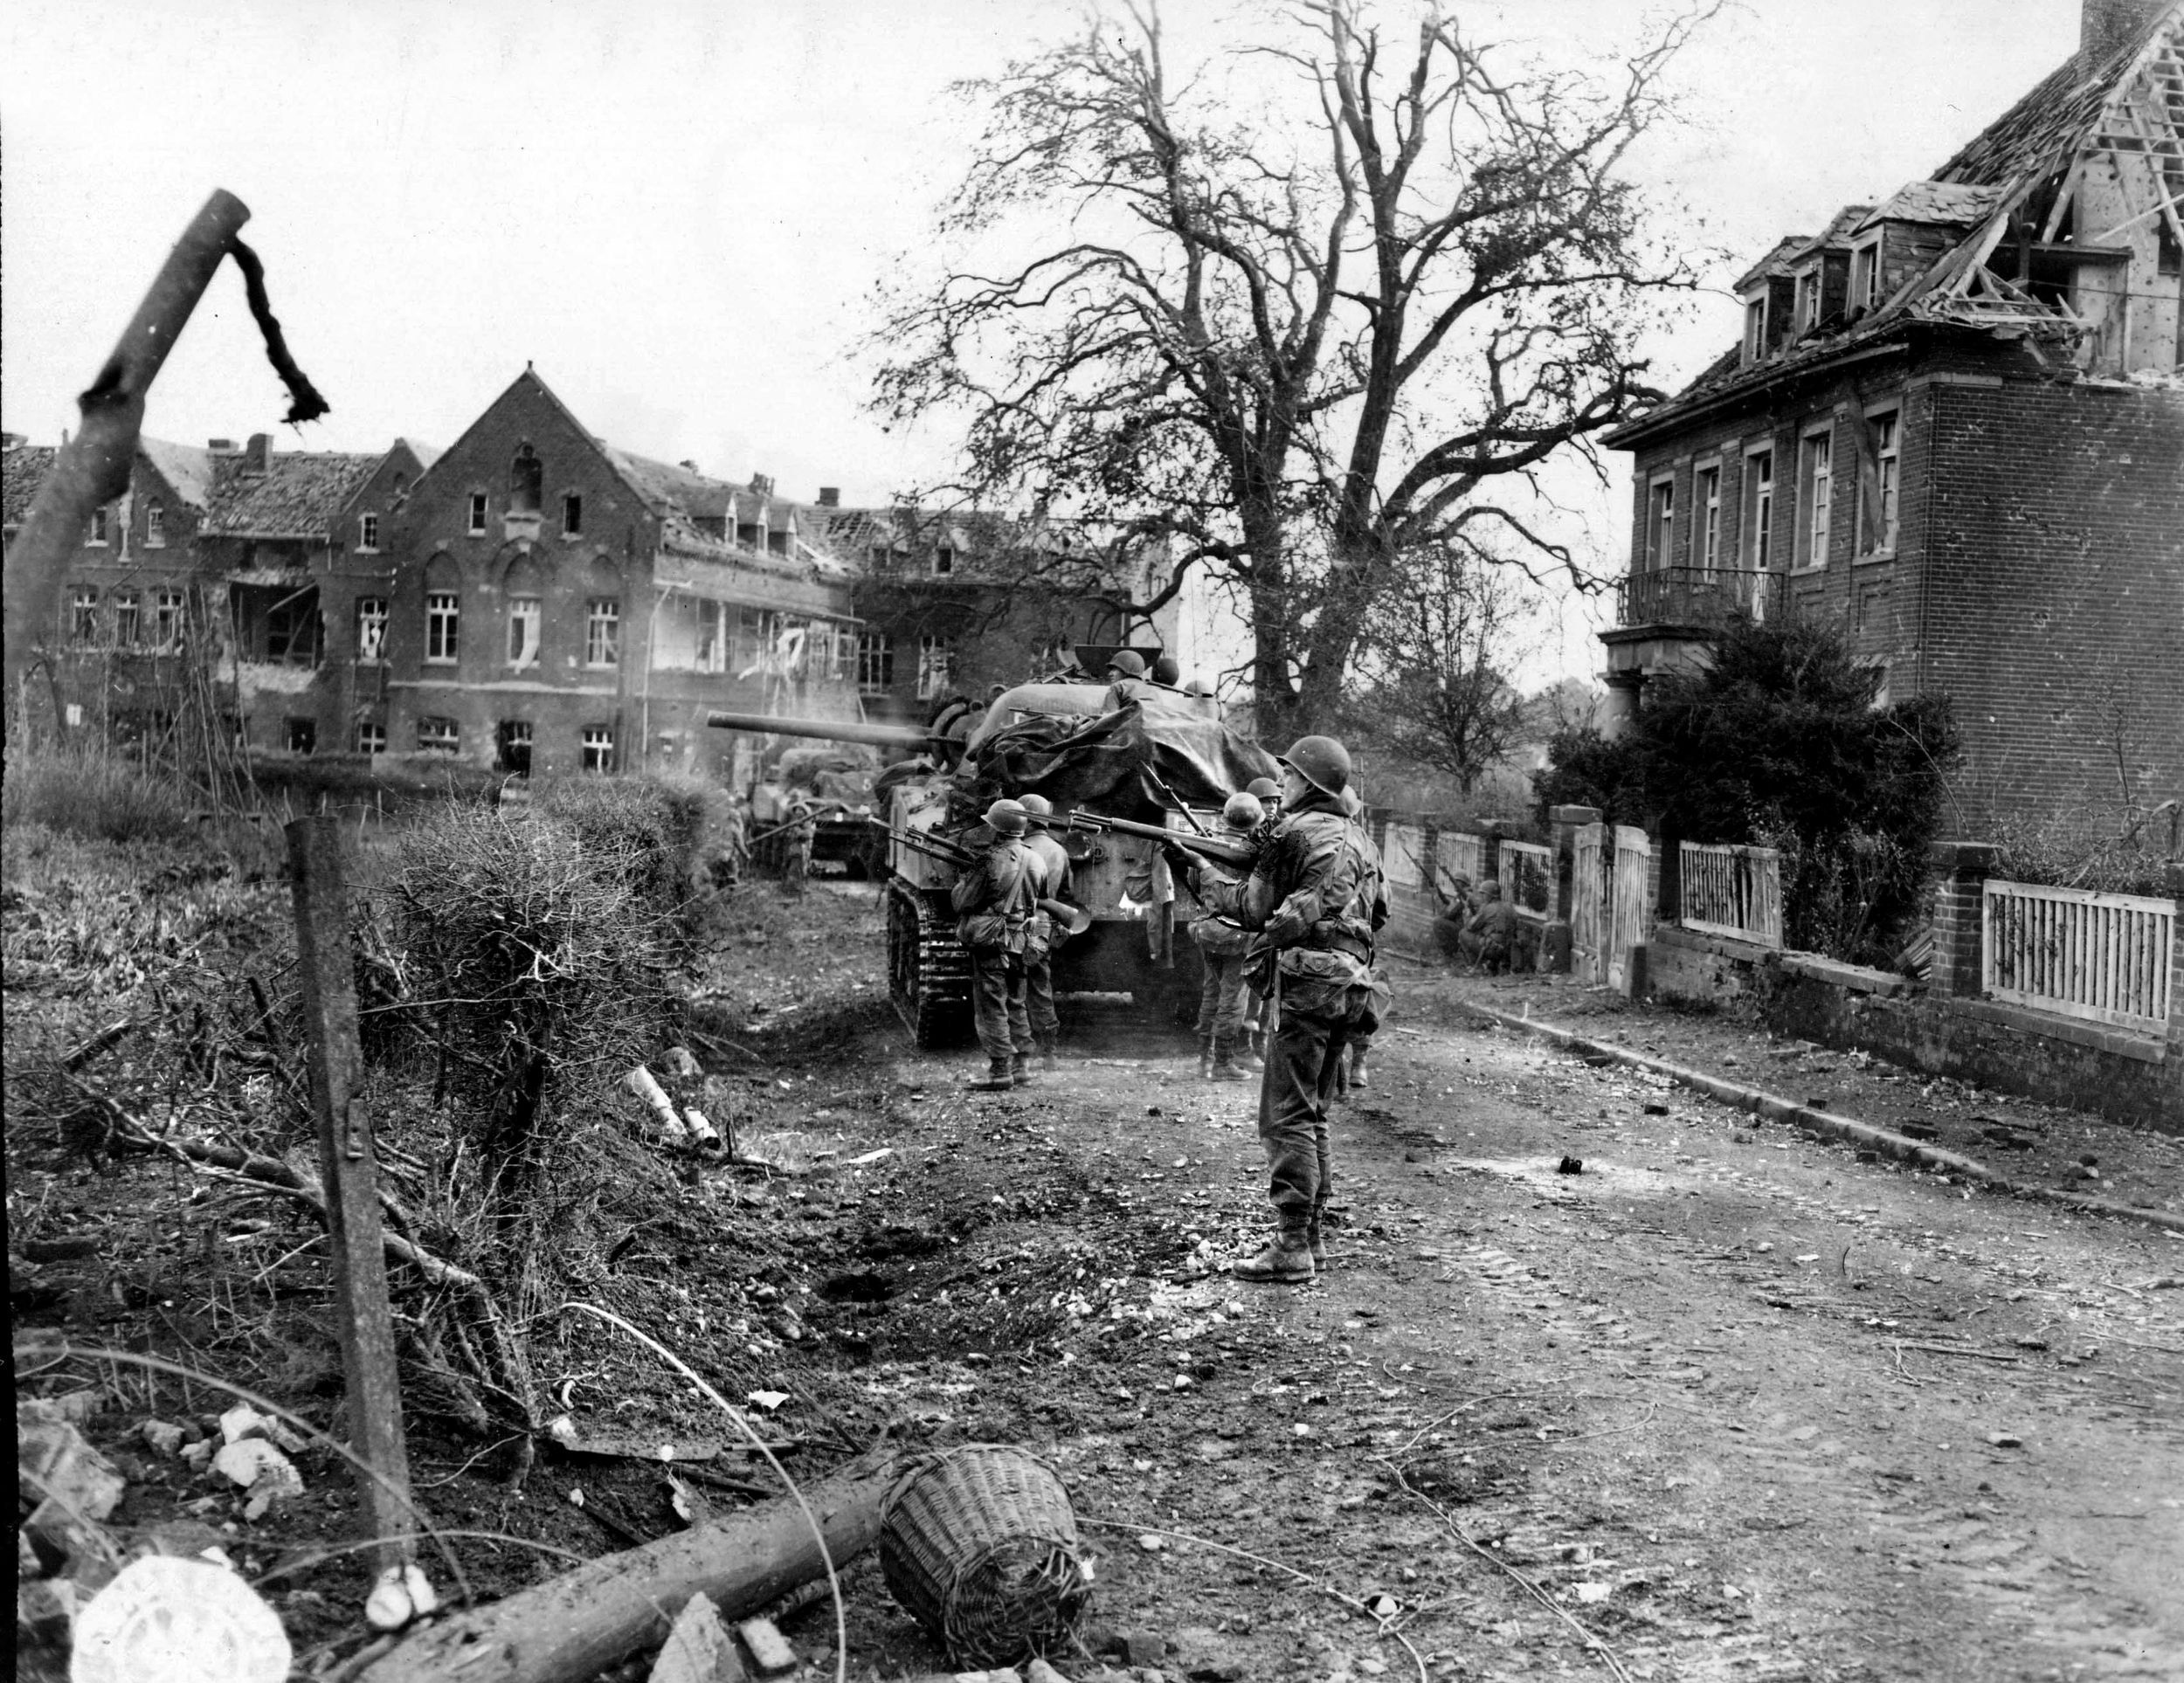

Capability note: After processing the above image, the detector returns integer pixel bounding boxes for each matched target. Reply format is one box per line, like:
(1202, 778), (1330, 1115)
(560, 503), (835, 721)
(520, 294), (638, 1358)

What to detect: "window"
(584, 598), (620, 667)
(562, 493), (583, 537)
(356, 597), (389, 661)
(467, 493), (488, 535)
(934, 544), (955, 577)
(418, 717), (460, 755)
(508, 445), (542, 514)
(285, 718), (317, 755)
(857, 633), (895, 695)
(916, 636), (956, 700)
(1746, 449), (1775, 573)
(1864, 411), (1900, 555)
(1798, 429), (1833, 569)
(87, 507), (110, 546)
(426, 591), (460, 662)
(581, 724), (615, 774)
(508, 596), (543, 666)
(70, 589), (100, 644)
(359, 513), (381, 552)
(145, 502), (166, 548)
(113, 592), (140, 648)
(1645, 479), (1675, 570)
(265, 597), (322, 666)
(1744, 295), (1768, 363)
(356, 721), (386, 755)
(1794, 268), (1821, 334)
(152, 590), (186, 648)
(1850, 241), (1881, 314)
(1696, 465), (1721, 574)
(495, 720), (534, 776)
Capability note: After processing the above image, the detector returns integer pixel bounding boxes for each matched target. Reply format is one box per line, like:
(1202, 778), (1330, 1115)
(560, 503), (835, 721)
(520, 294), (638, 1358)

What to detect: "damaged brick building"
(1601, 0), (2184, 831)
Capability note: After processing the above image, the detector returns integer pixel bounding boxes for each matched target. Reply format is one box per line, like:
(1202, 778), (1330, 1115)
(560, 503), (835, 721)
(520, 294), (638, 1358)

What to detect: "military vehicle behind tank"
(710, 649), (1275, 1046)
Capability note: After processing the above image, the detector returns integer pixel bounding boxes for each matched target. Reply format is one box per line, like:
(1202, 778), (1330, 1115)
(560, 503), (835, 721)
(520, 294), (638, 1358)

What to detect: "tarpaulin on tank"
(967, 698), (1278, 813)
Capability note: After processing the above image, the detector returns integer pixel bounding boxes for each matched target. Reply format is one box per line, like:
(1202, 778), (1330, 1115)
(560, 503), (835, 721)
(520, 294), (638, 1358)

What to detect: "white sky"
(1, 0), (2082, 686)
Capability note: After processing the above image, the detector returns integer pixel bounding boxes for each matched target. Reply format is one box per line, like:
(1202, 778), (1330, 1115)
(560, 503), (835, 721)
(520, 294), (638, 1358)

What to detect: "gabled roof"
(395, 438), (443, 473)
(1609, 5), (2183, 445)
(202, 450), (384, 539)
(1, 443), (58, 531)
(137, 437), (214, 509)
(1732, 236), (1812, 293)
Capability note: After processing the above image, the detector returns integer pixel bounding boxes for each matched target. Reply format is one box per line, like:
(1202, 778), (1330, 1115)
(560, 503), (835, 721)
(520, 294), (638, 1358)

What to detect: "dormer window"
(934, 544), (955, 576)
(1850, 239), (1882, 314)
(1744, 295), (1769, 364)
(1794, 268), (1822, 333)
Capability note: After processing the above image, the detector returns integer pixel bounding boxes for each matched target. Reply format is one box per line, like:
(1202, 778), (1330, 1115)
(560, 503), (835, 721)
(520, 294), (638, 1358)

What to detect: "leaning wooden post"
(287, 816), (414, 1571)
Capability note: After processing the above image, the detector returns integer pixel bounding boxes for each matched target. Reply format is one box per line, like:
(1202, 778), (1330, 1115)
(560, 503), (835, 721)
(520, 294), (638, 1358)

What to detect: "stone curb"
(1459, 999), (2184, 1238)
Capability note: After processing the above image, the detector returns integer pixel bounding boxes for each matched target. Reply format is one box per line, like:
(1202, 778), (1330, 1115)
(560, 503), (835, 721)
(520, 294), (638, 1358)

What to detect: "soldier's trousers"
(1257, 992), (1372, 1230)
(1025, 948), (1059, 1049)
(1194, 952), (1250, 1039)
(968, 946), (1033, 1064)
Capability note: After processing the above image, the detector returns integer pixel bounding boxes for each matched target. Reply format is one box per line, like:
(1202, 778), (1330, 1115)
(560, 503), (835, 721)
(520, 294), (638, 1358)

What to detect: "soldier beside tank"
(1017, 794), (1074, 1073)
(1182, 791), (1265, 1083)
(951, 798), (1047, 1092)
(1165, 734), (1387, 1286)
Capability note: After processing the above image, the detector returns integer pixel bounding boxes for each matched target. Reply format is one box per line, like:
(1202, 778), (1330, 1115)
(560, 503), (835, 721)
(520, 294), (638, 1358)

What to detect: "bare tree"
(1344, 541), (1528, 794)
(871, 0), (1715, 736)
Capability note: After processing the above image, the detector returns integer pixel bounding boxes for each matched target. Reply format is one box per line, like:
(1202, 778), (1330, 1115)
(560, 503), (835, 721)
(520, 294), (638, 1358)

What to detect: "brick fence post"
(1541, 805), (1600, 974)
(1928, 840), (1996, 999)
(1476, 820), (1503, 894)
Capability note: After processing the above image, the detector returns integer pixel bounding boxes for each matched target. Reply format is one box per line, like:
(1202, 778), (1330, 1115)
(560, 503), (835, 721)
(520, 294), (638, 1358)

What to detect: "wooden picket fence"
(1678, 841), (1784, 949)
(1982, 878), (2173, 1031)
(1498, 840), (1555, 922)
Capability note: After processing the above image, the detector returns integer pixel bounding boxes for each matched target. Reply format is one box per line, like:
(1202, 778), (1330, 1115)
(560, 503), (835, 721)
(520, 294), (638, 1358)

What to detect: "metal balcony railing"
(1616, 566), (1782, 629)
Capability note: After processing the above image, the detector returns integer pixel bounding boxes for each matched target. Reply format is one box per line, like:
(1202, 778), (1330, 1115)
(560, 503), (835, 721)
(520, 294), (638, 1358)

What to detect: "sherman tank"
(708, 651), (1276, 1046)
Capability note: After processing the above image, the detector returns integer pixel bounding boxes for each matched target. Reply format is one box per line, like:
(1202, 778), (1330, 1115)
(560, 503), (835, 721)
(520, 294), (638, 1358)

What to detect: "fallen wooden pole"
(356, 1445), (899, 1683)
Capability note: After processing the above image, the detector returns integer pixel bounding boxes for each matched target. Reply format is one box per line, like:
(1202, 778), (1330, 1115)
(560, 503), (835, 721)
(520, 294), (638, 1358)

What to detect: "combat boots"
(1197, 1037), (1214, 1079)
(1012, 1052), (1033, 1086)
(965, 1059), (1014, 1093)
(1305, 1210), (1330, 1269)
(1349, 1047), (1371, 1090)
(1230, 1224), (1315, 1286)
(1206, 1035), (1246, 1082)
(1037, 1040), (1060, 1075)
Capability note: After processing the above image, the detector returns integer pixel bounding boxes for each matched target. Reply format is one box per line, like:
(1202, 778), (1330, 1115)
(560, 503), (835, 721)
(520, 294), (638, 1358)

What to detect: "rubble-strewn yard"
(10, 810), (2184, 1683)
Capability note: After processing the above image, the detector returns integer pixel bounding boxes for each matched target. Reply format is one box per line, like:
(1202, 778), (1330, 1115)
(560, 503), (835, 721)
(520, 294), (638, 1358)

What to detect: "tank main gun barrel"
(707, 711), (933, 752)
(1066, 810), (1254, 868)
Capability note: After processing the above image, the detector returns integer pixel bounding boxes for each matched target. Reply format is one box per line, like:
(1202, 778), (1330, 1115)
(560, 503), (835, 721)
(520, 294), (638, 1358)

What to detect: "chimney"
(208, 438), (237, 452)
(749, 472), (773, 497)
(243, 433), (272, 475)
(818, 486), (840, 507)
(2081, 0), (2164, 71)
(679, 459), (700, 473)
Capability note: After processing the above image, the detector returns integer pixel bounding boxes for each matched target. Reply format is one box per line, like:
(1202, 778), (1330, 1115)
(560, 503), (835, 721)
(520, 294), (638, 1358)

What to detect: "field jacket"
(950, 839), (1044, 955)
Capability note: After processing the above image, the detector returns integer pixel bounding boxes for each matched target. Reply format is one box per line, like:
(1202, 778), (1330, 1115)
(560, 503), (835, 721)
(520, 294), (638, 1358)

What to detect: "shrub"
(1, 745), (193, 845)
(1989, 807), (2178, 899)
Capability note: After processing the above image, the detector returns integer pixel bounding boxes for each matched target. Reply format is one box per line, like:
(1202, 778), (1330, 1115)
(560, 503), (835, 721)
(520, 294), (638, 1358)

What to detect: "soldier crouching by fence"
(1165, 735), (1386, 1286)
(1184, 791), (1264, 1083)
(952, 798), (1046, 1092)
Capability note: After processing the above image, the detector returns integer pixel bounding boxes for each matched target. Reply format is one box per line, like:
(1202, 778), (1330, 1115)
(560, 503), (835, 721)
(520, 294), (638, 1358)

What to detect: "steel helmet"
(1221, 792), (1266, 832)
(1106, 650), (1147, 679)
(984, 798), (1030, 835)
(1018, 793), (1054, 819)
(1278, 735), (1351, 798)
(1150, 652), (1180, 686)
(1245, 776), (1280, 801)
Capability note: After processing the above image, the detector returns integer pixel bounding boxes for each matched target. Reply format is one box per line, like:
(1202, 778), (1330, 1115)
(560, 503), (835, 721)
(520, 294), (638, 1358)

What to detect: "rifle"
(872, 822), (1089, 934)
(1143, 767), (1209, 835)
(1065, 810), (1254, 868)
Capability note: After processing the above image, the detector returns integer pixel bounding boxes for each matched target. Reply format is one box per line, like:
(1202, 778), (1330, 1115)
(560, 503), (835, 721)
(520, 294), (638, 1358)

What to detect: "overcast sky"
(2, 0), (2081, 685)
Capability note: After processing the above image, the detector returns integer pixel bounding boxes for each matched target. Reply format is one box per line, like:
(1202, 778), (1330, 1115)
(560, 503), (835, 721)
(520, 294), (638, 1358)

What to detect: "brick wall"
(1918, 378), (2184, 826)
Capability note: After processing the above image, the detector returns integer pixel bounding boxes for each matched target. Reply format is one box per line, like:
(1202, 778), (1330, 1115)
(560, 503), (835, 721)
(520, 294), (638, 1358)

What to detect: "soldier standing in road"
(1183, 791), (1265, 1083)
(951, 798), (1046, 1092)
(1165, 736), (1386, 1285)
(1018, 793), (1073, 1074)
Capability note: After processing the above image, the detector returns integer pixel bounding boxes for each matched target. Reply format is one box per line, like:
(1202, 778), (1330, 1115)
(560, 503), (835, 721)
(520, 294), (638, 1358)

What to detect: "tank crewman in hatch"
(1184, 792), (1265, 1083)
(951, 798), (1048, 1092)
(1017, 793), (1074, 1074)
(1102, 649), (1148, 710)
(1164, 735), (1386, 1285)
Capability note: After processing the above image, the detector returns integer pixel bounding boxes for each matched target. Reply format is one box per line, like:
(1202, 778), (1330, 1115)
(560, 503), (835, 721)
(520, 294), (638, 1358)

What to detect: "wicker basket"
(878, 1445), (1092, 1667)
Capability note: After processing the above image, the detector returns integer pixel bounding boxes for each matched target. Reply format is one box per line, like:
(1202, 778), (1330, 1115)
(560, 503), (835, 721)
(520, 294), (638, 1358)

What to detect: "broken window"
(1646, 479), (1675, 571)
(1863, 412), (1900, 555)
(355, 721), (386, 755)
(69, 589), (99, 644)
(1798, 430), (1833, 569)
(496, 720), (534, 776)
(581, 724), (615, 774)
(285, 718), (316, 755)
(426, 591), (460, 663)
(113, 592), (140, 648)
(145, 502), (166, 548)
(152, 590), (186, 649)
(418, 717), (460, 755)
(1850, 241), (1880, 315)
(87, 507), (110, 547)
(584, 598), (620, 667)
(1794, 268), (1821, 334)
(356, 597), (389, 661)
(1744, 296), (1768, 363)
(858, 633), (895, 694)
(562, 493), (583, 537)
(264, 595), (323, 666)
(509, 445), (543, 514)
(508, 596), (543, 666)
(916, 636), (956, 700)
(1697, 466), (1722, 574)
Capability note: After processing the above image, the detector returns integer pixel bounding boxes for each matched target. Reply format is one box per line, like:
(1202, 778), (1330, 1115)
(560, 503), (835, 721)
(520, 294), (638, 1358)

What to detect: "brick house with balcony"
(1600, 0), (2184, 831)
(377, 368), (859, 779)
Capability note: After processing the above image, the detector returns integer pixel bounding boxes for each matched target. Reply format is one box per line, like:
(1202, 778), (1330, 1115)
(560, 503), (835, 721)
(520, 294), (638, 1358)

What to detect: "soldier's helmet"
(1150, 652), (1181, 686)
(1278, 735), (1351, 798)
(1245, 776), (1280, 801)
(1106, 650), (1147, 679)
(985, 798), (1030, 836)
(1221, 792), (1265, 832)
(1018, 793), (1054, 819)
(1480, 879), (1503, 900)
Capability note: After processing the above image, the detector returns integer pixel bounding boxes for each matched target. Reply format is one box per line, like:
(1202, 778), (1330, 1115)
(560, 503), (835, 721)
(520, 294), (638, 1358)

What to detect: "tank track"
(888, 881), (973, 1050)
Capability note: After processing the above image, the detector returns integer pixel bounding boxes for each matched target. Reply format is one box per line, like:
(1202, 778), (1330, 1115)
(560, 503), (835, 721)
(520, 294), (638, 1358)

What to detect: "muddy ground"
(9, 857), (2183, 1682)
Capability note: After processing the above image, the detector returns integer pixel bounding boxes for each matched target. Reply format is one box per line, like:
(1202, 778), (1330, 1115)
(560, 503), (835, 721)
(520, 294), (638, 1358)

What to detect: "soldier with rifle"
(1182, 791), (1265, 1083)
(950, 799), (1047, 1092)
(1161, 736), (1386, 1286)
(1017, 794), (1074, 1074)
